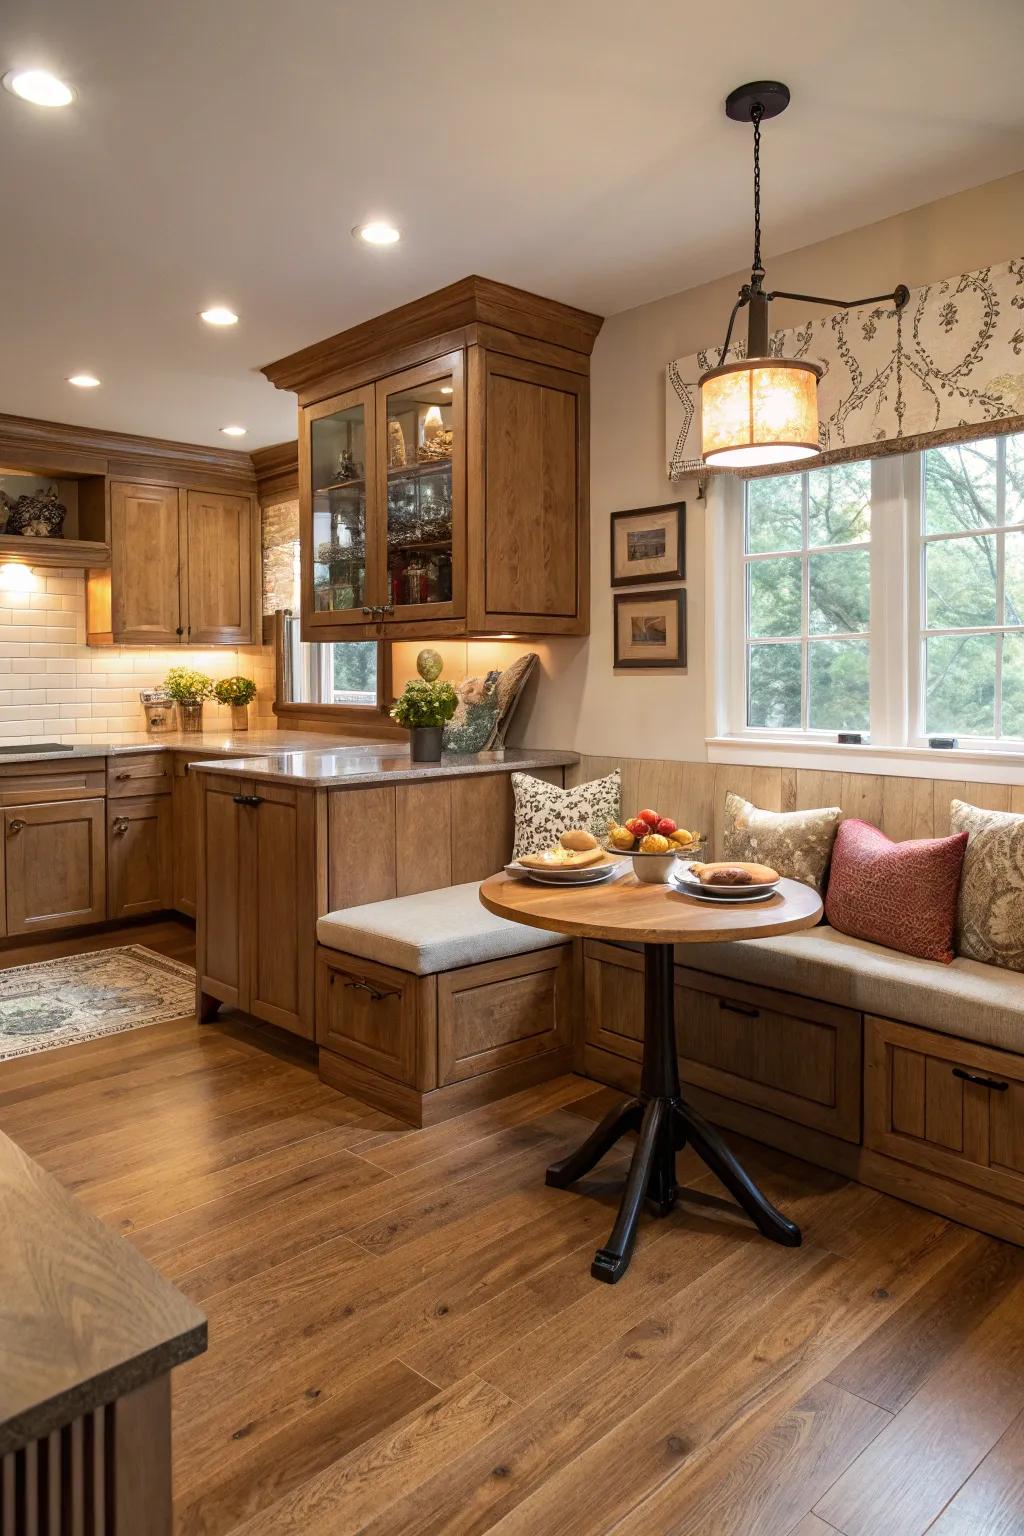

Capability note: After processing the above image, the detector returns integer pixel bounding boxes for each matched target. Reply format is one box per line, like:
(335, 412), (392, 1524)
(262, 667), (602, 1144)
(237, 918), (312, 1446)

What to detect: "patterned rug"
(0, 945), (196, 1061)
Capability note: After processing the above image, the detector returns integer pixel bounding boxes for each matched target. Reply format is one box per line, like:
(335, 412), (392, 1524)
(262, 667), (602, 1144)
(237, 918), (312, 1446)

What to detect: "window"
(920, 437), (1024, 741)
(280, 614), (381, 710)
(745, 463), (871, 733)
(724, 427), (1024, 753)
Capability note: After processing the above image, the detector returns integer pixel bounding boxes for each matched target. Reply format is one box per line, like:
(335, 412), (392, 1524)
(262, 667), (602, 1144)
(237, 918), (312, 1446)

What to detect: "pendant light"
(699, 82), (909, 469)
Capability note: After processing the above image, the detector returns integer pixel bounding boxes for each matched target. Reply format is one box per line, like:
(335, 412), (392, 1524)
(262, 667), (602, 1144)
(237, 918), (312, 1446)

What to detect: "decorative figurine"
(387, 419), (407, 468)
(416, 648), (444, 682)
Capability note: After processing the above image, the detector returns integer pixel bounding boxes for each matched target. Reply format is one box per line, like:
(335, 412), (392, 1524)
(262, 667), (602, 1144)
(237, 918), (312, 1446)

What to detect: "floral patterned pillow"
(721, 792), (842, 892)
(950, 799), (1024, 971)
(511, 771), (621, 860)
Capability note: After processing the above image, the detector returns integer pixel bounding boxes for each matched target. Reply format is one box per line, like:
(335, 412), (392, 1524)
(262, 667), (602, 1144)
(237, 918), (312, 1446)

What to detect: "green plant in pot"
(390, 678), (458, 762)
(214, 674), (257, 732)
(164, 666), (213, 734)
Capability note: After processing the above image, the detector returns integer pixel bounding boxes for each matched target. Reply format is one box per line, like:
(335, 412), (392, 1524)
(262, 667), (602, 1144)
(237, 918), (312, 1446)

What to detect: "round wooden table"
(480, 869), (822, 1283)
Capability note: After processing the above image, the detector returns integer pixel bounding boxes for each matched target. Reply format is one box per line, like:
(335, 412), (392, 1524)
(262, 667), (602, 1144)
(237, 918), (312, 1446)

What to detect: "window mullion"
(802, 474), (810, 731)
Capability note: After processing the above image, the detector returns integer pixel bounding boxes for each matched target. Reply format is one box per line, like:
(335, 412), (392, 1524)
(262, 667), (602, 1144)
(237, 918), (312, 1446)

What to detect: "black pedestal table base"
(546, 942), (801, 1283)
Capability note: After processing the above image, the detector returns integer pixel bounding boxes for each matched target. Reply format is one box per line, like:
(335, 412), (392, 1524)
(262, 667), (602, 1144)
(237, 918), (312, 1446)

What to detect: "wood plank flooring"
(2, 918), (1024, 1534)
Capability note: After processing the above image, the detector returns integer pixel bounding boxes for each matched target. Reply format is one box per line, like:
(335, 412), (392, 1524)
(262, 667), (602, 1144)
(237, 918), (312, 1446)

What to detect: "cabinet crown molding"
(0, 410), (257, 491)
(260, 275), (605, 397)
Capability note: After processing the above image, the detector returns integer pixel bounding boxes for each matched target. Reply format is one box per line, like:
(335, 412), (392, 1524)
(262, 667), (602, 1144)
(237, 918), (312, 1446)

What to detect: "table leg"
(546, 940), (801, 1283)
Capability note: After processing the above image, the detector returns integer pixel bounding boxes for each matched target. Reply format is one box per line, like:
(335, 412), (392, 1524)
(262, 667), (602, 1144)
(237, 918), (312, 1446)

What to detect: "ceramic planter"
(409, 725), (443, 762)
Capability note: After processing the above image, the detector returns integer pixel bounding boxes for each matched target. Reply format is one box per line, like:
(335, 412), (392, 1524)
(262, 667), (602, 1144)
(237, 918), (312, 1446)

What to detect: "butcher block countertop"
(0, 1130), (207, 1456)
(187, 745), (578, 788)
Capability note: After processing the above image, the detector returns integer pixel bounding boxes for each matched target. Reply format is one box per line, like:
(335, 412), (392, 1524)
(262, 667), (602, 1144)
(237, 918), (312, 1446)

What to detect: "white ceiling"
(3, 0), (1023, 449)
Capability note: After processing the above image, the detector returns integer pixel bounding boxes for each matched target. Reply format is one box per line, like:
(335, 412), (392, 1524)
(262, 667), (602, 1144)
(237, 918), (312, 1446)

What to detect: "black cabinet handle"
(719, 998), (759, 1018)
(175, 626), (184, 637)
(952, 1066), (1009, 1092)
(344, 979), (394, 1002)
(231, 794), (263, 807)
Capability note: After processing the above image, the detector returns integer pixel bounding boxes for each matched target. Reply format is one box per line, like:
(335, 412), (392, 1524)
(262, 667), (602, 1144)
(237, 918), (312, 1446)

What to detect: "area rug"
(0, 945), (196, 1061)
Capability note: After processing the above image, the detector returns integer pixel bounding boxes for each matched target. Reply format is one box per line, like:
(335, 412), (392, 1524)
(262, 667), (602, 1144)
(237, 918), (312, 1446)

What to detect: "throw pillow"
(950, 799), (1024, 971)
(487, 652), (539, 748)
(721, 793), (842, 892)
(443, 672), (500, 754)
(824, 818), (968, 964)
(511, 771), (621, 860)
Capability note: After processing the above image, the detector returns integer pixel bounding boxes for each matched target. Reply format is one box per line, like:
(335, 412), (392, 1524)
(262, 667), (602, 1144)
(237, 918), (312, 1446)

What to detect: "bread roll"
(519, 845), (604, 870)
(559, 829), (599, 852)
(694, 860), (779, 885)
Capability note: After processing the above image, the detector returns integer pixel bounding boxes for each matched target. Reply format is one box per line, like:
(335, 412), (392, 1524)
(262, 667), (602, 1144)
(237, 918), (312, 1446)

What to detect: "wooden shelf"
(314, 476), (365, 495)
(0, 535), (110, 569)
(387, 538), (453, 553)
(387, 458), (452, 480)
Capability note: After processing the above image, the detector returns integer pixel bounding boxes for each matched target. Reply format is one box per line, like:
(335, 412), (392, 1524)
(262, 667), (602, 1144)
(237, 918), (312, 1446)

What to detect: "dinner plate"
(679, 886), (776, 904)
(504, 858), (625, 885)
(673, 868), (779, 898)
(524, 864), (628, 887)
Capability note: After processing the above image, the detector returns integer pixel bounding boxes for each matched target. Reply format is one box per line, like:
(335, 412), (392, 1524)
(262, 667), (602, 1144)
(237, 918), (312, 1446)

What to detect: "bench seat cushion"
(676, 925), (1024, 1054)
(317, 882), (568, 976)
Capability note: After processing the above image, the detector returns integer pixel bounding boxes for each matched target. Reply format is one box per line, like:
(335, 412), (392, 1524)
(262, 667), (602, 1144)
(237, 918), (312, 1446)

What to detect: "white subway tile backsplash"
(0, 568), (275, 742)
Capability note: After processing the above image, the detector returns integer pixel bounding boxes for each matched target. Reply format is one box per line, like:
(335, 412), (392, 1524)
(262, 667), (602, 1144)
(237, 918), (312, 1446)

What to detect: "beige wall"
(516, 169), (1024, 760)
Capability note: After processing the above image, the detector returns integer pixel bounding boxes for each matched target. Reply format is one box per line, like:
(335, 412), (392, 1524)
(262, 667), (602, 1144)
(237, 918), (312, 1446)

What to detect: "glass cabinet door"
(376, 351), (464, 621)
(305, 384), (377, 627)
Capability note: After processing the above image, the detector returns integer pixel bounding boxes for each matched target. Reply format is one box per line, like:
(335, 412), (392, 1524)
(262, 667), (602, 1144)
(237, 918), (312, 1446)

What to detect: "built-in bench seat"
(679, 925), (1023, 1054)
(315, 882), (575, 1126)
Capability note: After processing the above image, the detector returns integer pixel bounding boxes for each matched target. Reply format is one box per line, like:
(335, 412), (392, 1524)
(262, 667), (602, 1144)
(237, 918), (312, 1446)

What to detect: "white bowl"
(630, 850), (680, 884)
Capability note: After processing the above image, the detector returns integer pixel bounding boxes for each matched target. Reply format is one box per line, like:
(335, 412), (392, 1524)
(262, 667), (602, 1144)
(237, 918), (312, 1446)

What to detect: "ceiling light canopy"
(220, 424), (246, 437)
(200, 306), (238, 326)
(354, 220), (401, 247)
(67, 373), (100, 388)
(699, 82), (909, 470)
(3, 69), (75, 107)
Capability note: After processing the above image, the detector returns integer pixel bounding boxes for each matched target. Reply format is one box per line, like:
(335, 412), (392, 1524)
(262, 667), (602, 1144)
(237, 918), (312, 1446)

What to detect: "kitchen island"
(193, 746), (577, 1044)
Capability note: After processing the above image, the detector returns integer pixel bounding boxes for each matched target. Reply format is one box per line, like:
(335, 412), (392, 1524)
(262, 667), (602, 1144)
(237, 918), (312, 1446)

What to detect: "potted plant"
(390, 678), (458, 762)
(214, 675), (257, 731)
(164, 666), (213, 734)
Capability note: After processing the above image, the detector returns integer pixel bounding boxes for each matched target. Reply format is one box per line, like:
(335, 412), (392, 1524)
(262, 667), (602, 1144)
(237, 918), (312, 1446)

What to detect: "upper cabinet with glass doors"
(268, 277), (602, 642)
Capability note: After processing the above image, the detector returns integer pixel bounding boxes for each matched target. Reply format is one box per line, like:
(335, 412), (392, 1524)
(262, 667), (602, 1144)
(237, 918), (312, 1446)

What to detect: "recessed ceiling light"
(220, 424), (246, 437)
(200, 306), (239, 326)
(67, 373), (100, 388)
(3, 69), (75, 107)
(354, 221), (401, 247)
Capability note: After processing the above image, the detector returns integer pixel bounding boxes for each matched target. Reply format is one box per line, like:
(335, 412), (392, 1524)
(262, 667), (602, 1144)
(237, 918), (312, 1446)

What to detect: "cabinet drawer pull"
(344, 979), (393, 1002)
(115, 771), (132, 780)
(719, 998), (759, 1018)
(952, 1066), (1009, 1092)
(7, 819), (24, 834)
(231, 794), (263, 807)
(113, 816), (129, 835)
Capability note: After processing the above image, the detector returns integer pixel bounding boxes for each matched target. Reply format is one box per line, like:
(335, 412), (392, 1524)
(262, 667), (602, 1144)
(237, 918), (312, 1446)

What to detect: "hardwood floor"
(2, 917), (1024, 1534)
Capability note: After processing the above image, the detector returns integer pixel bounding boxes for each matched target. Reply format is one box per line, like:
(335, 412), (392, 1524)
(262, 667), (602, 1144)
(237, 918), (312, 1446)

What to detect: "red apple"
(624, 816), (649, 838)
(656, 817), (677, 836)
(637, 808), (659, 827)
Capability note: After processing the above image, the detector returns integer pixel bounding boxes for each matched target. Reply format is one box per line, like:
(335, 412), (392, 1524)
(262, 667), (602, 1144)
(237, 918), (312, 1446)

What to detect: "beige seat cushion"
(676, 925), (1024, 1054)
(316, 881), (567, 976)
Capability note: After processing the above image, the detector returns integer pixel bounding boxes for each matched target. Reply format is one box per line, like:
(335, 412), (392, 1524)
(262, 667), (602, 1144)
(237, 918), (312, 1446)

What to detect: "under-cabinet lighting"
(0, 564), (39, 591)
(3, 69), (75, 107)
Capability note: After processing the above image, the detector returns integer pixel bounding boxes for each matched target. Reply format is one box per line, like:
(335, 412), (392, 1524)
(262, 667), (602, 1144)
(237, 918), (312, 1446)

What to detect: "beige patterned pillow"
(721, 793), (842, 892)
(950, 799), (1024, 971)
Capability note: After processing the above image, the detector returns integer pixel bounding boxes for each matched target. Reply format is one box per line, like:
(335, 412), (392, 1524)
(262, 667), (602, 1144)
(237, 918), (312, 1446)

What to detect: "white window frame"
(709, 434), (1024, 767)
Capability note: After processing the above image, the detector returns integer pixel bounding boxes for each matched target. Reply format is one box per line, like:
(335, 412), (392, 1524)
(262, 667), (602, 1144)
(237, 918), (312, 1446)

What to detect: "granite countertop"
(187, 746), (579, 788)
(0, 1129), (206, 1456)
(0, 729), (392, 767)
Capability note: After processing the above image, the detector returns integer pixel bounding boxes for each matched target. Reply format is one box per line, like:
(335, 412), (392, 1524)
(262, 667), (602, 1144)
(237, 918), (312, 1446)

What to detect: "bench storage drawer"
(316, 953), (421, 1088)
(865, 1014), (1024, 1204)
(583, 941), (862, 1144)
(437, 948), (573, 1086)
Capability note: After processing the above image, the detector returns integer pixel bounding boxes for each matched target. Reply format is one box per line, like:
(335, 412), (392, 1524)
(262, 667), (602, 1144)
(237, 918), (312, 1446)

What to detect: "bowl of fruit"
(605, 810), (703, 884)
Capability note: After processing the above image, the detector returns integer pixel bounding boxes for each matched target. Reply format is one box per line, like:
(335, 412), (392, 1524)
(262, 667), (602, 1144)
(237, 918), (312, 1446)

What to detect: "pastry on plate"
(689, 860), (779, 885)
(518, 845), (605, 870)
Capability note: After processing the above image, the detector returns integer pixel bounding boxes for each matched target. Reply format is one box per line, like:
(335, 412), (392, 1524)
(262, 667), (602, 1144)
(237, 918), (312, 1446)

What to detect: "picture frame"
(613, 587), (686, 669)
(610, 501), (685, 587)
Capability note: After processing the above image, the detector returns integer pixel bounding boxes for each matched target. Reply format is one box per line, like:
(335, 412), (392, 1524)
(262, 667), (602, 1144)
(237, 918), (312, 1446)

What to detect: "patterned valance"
(666, 256), (1024, 478)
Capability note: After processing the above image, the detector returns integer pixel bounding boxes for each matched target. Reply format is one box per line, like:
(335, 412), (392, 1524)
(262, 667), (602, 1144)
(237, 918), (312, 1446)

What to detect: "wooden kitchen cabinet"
(88, 482), (258, 646)
(196, 775), (316, 1039)
(4, 799), (106, 936)
(264, 275), (601, 641)
(108, 795), (172, 919)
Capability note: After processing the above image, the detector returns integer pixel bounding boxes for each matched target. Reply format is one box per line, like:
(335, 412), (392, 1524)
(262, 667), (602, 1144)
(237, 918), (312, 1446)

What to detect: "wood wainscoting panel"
(328, 787), (398, 910)
(450, 774), (515, 884)
(396, 782), (452, 896)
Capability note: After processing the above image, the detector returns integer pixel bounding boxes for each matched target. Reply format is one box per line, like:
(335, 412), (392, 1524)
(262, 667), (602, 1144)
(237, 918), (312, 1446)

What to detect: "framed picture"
(613, 587), (686, 669)
(610, 502), (685, 586)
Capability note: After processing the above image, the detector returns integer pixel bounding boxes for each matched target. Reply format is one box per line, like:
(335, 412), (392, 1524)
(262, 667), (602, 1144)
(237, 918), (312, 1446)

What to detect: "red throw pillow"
(824, 818), (968, 964)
